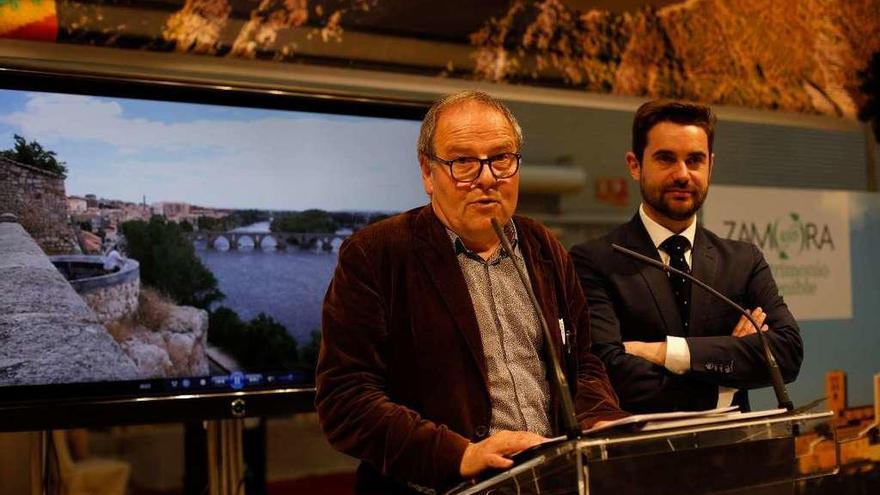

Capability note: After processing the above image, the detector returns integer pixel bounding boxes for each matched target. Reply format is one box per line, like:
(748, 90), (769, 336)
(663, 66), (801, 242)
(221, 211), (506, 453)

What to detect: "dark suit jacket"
(569, 214), (803, 413)
(316, 206), (626, 493)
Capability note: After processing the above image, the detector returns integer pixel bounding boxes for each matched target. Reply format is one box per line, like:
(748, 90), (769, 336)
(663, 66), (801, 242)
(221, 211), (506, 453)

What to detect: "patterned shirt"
(447, 223), (552, 436)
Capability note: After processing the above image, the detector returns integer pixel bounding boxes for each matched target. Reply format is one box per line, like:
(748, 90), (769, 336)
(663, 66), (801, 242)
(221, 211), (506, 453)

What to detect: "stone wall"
(0, 157), (80, 254)
(52, 255), (143, 324)
(82, 278), (140, 324)
(0, 216), (139, 386)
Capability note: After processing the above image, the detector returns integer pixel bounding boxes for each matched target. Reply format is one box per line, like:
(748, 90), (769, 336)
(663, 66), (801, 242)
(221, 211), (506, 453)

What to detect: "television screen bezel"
(0, 65), (429, 431)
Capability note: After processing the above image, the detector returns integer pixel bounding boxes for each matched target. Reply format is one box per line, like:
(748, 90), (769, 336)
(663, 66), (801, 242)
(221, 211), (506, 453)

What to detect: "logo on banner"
(704, 186), (851, 320)
(719, 211), (842, 298)
(722, 212), (835, 261)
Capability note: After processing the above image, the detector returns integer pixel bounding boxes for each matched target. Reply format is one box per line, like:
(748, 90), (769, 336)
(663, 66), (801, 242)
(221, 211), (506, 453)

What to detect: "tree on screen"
(0, 134), (68, 177)
(270, 209), (339, 233)
(208, 307), (304, 371)
(121, 217), (224, 309)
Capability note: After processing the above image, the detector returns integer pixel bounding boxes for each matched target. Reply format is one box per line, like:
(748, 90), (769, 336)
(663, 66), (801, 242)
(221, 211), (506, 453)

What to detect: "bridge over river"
(187, 231), (350, 251)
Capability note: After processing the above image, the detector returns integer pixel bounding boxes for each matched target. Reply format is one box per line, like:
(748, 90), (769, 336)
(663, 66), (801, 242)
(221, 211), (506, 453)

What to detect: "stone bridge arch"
(188, 231), (347, 252)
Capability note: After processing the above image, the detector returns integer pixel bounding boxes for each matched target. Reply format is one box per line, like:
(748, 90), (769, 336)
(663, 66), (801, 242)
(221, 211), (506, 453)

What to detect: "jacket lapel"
(688, 226), (717, 337)
(623, 215), (685, 337)
(412, 207), (489, 387)
(515, 221), (562, 361)
(514, 218), (567, 431)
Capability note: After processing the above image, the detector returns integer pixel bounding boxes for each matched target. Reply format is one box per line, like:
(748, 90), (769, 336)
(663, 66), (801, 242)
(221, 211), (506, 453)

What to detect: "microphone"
(491, 218), (581, 439)
(611, 243), (794, 411)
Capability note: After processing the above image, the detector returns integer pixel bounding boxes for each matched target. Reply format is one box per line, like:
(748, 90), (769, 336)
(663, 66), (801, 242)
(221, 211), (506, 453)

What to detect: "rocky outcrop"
(115, 305), (210, 378)
(0, 217), (139, 386)
(53, 254), (143, 324)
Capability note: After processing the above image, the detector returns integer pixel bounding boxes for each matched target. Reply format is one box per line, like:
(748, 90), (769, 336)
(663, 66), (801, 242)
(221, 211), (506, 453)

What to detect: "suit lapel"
(412, 207), (489, 387)
(688, 226), (717, 337)
(623, 216), (685, 337)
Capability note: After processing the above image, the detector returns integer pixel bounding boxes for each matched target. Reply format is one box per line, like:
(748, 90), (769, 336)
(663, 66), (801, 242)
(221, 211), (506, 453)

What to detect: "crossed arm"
(624, 306), (769, 366)
(571, 242), (803, 412)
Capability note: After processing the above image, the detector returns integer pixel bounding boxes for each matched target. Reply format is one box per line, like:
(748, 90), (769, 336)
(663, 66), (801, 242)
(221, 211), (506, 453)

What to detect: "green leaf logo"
(790, 213), (800, 221)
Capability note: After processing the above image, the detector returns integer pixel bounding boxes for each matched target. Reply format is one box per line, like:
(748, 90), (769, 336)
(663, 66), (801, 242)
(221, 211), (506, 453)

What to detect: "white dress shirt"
(638, 204), (736, 408)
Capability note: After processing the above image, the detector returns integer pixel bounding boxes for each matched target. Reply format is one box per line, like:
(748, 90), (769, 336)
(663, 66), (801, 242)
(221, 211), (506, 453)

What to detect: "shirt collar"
(446, 220), (519, 262)
(639, 203), (696, 251)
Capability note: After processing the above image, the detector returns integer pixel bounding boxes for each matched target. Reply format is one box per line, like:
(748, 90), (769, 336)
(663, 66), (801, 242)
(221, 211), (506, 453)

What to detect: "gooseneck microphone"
(611, 243), (794, 411)
(491, 218), (581, 439)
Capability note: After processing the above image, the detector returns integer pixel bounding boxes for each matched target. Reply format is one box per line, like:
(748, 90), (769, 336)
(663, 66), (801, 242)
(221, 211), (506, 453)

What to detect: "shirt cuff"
(716, 387), (737, 408)
(664, 336), (690, 375)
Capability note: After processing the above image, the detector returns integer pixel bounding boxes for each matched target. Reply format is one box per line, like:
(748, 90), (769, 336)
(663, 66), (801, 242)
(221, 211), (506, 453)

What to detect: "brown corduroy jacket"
(315, 206), (627, 493)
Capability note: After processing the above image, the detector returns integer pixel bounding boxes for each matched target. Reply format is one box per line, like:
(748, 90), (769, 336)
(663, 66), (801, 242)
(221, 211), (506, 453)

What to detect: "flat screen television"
(0, 67), (427, 430)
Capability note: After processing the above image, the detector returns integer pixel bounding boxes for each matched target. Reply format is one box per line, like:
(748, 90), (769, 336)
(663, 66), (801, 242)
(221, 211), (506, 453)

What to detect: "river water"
(195, 222), (343, 344)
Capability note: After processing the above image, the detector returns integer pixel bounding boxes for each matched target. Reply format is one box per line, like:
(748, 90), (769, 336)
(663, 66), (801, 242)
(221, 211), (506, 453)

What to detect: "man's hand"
(459, 430), (547, 479)
(623, 341), (667, 366)
(731, 307), (768, 338)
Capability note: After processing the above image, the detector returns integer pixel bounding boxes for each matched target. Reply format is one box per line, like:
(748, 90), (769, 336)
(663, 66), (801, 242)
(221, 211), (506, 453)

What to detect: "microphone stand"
(491, 218), (581, 439)
(611, 243), (794, 411)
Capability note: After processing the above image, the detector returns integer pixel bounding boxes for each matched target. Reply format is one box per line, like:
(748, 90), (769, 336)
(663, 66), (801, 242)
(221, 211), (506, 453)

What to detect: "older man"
(316, 91), (626, 494)
(570, 100), (803, 414)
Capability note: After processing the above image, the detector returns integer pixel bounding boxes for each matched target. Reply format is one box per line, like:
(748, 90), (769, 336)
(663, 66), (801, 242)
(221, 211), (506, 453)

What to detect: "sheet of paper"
(584, 406), (740, 434)
(640, 408), (788, 431)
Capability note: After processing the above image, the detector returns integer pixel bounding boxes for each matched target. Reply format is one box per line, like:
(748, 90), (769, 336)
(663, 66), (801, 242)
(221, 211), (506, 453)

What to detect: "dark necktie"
(659, 235), (692, 333)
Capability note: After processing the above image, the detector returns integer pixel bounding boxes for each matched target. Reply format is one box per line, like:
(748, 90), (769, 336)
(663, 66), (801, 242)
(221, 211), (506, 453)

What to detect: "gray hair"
(417, 90), (523, 157)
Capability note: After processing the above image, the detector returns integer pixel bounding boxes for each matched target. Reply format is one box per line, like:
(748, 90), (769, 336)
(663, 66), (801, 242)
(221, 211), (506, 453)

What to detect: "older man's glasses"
(428, 152), (522, 183)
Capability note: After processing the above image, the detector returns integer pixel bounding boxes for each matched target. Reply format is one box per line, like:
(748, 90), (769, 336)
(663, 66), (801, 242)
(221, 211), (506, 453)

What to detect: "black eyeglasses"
(427, 152), (522, 183)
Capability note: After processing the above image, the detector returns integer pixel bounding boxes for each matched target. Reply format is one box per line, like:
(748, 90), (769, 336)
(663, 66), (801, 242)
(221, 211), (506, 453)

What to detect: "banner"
(702, 185), (851, 320)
